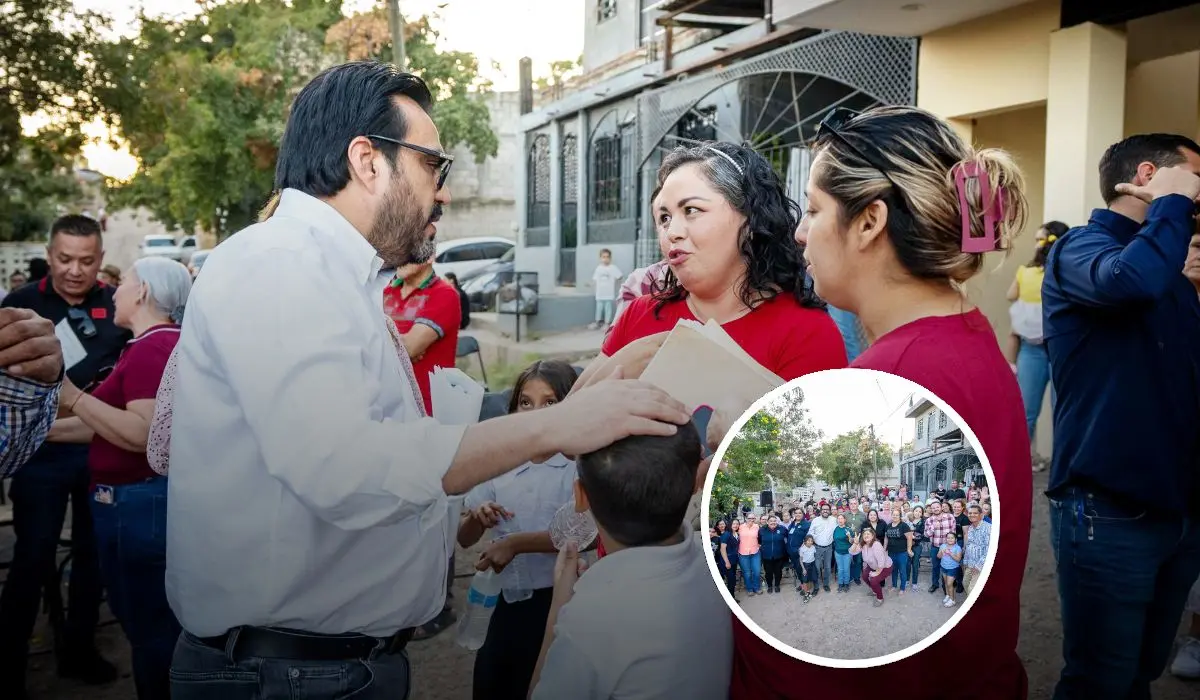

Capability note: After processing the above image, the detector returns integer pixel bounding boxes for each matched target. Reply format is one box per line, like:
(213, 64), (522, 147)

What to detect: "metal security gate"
(633, 30), (918, 268)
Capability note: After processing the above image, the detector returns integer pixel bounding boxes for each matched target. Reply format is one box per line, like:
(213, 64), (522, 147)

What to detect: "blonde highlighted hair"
(811, 105), (1029, 285)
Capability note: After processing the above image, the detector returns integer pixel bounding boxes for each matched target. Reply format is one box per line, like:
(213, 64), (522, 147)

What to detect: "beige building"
(776, 0), (1200, 456)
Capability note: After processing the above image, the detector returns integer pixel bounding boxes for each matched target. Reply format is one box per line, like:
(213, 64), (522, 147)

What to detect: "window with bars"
(916, 416), (924, 440)
(526, 134), (551, 241)
(676, 106), (718, 143)
(561, 135), (579, 246)
(938, 411), (947, 430)
(590, 121), (635, 221)
(597, 0), (617, 23)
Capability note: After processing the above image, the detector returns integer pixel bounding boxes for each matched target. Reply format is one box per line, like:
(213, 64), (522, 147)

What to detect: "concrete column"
(1125, 51), (1200, 139)
(1043, 22), (1128, 226)
(575, 111), (590, 285)
(549, 120), (563, 262)
(516, 132), (529, 247)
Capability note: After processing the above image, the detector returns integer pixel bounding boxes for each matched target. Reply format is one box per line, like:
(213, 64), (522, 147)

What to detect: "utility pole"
(870, 424), (878, 497)
(388, 0), (406, 69)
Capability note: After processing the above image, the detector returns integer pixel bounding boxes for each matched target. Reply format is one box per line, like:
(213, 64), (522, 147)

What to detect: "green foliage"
(816, 427), (894, 493)
(100, 0), (498, 239)
(534, 58), (582, 91)
(761, 388), (822, 486)
(0, 130), (85, 241)
(710, 410), (777, 517)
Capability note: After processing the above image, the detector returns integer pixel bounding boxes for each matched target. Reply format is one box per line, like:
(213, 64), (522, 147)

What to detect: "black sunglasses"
(83, 365), (114, 394)
(814, 108), (912, 216)
(366, 135), (455, 190)
(66, 307), (97, 339)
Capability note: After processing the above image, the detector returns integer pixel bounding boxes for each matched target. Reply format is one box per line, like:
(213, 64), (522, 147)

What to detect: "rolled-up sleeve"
(199, 248), (467, 530)
(0, 370), (59, 478)
(1052, 194), (1195, 307)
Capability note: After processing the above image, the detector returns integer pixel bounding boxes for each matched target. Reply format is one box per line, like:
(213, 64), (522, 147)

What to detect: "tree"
(1, 0), (111, 240)
(101, 1), (498, 239)
(761, 387), (822, 486)
(816, 427), (893, 494)
(710, 411), (778, 519)
(534, 57), (582, 91)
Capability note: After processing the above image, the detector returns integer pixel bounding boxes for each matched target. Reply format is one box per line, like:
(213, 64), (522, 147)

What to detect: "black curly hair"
(650, 142), (823, 316)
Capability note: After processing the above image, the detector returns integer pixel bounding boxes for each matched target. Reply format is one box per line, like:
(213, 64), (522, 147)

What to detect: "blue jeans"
(170, 630), (410, 700)
(91, 477), (180, 700)
(739, 552), (762, 593)
(1016, 339), (1051, 441)
(910, 541), (929, 584)
(594, 299), (613, 324)
(889, 552), (909, 590)
(850, 552), (862, 583)
(834, 552), (851, 585)
(0, 446), (103, 684)
(1049, 487), (1200, 700)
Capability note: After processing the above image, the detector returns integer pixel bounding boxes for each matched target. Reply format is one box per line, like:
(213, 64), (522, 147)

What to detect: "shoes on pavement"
(1170, 637), (1200, 679)
(872, 598), (883, 607)
(823, 585), (831, 593)
(943, 598), (956, 608)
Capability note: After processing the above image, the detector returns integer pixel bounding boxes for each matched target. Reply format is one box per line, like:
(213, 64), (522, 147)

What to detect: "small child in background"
(798, 535), (817, 603)
(529, 422), (732, 700)
(588, 248), (623, 331)
(458, 359), (580, 700)
(937, 532), (964, 608)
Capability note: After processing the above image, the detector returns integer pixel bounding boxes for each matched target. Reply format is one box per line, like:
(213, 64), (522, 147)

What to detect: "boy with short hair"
(529, 422), (732, 699)
(588, 248), (623, 330)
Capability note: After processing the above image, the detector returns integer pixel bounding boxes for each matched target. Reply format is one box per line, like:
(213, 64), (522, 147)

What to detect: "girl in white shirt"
(457, 360), (580, 700)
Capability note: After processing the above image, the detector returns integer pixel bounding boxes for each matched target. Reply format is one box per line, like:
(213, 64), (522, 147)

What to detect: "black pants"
(763, 557), (786, 589)
(473, 587), (553, 700)
(0, 450), (102, 687)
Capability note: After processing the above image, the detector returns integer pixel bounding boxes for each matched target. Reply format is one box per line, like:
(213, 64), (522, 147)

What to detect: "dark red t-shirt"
(729, 309), (1033, 698)
(383, 274), (462, 416)
(601, 293), (848, 378)
(88, 324), (180, 487)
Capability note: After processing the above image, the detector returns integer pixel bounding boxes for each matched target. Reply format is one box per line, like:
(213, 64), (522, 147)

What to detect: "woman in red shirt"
(730, 106), (1031, 697)
(48, 256), (191, 700)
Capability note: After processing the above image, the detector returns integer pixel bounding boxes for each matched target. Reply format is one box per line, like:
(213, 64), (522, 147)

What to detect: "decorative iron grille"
(526, 134), (550, 243)
(676, 105), (718, 143)
(597, 0), (617, 24)
(590, 120), (636, 221)
(560, 134), (579, 285)
(939, 410), (947, 429)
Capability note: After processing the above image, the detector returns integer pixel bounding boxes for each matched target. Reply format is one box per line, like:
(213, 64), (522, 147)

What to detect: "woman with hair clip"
(1005, 220), (1066, 458)
(45, 256), (192, 700)
(723, 105), (1033, 697)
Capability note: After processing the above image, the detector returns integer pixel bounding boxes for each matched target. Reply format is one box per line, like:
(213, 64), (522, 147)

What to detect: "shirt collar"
(577, 527), (698, 591)
(277, 189), (385, 288)
(1088, 208), (1141, 244)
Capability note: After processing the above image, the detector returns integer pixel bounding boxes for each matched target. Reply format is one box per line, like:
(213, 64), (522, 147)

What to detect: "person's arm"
(949, 546), (963, 562)
(720, 540), (732, 568)
(400, 285), (460, 360)
(0, 370), (60, 477)
(46, 416), (94, 443)
(68, 394), (155, 453)
(1053, 194), (1195, 307)
(1006, 275), (1020, 302)
(399, 325), (439, 360)
(905, 530), (914, 556)
(528, 625), (603, 700)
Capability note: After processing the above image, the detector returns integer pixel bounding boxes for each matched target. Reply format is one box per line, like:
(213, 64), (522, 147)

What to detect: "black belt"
(198, 626), (414, 661)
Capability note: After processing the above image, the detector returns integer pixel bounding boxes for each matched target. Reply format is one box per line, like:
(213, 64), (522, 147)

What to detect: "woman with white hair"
(47, 256), (191, 700)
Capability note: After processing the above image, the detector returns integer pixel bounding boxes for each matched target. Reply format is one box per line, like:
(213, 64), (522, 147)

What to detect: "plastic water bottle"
(498, 517), (532, 604)
(455, 569), (502, 651)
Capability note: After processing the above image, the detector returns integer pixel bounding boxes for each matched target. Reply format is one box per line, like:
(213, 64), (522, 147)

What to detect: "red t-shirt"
(601, 293), (848, 379)
(729, 309), (1033, 698)
(383, 274), (462, 415)
(88, 325), (181, 487)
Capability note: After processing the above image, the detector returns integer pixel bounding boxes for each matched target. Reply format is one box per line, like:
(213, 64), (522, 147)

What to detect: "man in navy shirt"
(0, 215), (129, 698)
(1043, 133), (1200, 700)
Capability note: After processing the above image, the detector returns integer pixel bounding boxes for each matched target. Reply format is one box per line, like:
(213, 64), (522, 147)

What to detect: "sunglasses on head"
(366, 135), (455, 191)
(67, 307), (97, 339)
(813, 107), (913, 217)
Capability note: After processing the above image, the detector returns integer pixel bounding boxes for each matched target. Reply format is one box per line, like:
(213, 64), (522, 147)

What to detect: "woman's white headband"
(705, 145), (744, 176)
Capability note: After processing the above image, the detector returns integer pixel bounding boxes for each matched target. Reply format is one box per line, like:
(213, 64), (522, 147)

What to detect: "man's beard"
(368, 176), (442, 267)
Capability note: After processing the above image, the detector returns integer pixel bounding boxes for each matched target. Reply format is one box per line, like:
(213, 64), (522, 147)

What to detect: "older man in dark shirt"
(1042, 133), (1200, 700)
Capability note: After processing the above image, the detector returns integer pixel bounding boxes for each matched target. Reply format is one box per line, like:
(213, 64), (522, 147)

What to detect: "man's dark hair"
(27, 258), (48, 281)
(1099, 133), (1200, 204)
(49, 214), (102, 241)
(275, 61), (434, 198)
(577, 422), (701, 547)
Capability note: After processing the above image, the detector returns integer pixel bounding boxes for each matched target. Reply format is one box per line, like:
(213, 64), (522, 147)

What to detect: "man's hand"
(0, 308), (63, 384)
(548, 365), (690, 457)
(471, 501), (511, 529)
(476, 537), (515, 573)
(1115, 165), (1200, 203)
(550, 540), (586, 609)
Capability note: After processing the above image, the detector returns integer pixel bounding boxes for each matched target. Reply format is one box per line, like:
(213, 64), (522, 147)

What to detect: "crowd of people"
(712, 488), (992, 614)
(0, 55), (1197, 700)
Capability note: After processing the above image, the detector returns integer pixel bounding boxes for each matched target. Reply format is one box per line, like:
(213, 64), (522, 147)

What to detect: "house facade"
(899, 395), (984, 501)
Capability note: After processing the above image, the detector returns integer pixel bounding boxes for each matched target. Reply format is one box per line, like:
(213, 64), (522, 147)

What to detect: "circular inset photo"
(701, 368), (999, 668)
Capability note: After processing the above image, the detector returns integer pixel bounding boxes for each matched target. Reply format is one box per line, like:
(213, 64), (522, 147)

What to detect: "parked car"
(460, 247), (514, 312)
(432, 236), (513, 279)
(179, 235), (200, 264)
(187, 250), (211, 278)
(140, 234), (183, 261)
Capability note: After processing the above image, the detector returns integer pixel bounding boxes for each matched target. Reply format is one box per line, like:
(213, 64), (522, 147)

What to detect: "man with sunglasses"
(164, 62), (688, 700)
(0, 214), (129, 697)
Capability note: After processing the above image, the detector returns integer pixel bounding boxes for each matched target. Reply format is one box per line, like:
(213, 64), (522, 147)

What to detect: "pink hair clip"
(954, 161), (1005, 253)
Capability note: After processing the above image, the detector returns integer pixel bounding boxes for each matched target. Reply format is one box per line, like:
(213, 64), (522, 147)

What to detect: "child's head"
(575, 421), (701, 548)
(599, 248), (612, 265)
(508, 360), (577, 414)
(946, 532), (957, 546)
(803, 535), (814, 547)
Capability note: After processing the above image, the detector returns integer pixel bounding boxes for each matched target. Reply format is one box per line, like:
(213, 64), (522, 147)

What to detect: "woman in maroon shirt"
(48, 256), (191, 700)
(723, 105), (1032, 697)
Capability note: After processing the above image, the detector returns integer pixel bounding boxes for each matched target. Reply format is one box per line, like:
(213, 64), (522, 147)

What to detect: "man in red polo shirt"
(383, 260), (462, 416)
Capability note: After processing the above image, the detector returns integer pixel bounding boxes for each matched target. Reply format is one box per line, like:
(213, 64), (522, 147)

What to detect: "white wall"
(436, 91), (521, 242)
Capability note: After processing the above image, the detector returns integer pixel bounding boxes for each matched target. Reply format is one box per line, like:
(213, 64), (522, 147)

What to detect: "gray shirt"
(531, 528), (733, 700)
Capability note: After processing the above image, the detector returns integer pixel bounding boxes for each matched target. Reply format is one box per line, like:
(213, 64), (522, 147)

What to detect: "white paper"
(428, 366), (485, 426)
(54, 319), (88, 371)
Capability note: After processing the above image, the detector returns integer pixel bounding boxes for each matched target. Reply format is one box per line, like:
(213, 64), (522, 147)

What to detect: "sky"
(780, 369), (918, 451)
(61, 0), (585, 178)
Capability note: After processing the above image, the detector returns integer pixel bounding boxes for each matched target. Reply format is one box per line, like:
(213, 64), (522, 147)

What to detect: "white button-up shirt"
(165, 189), (467, 638)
